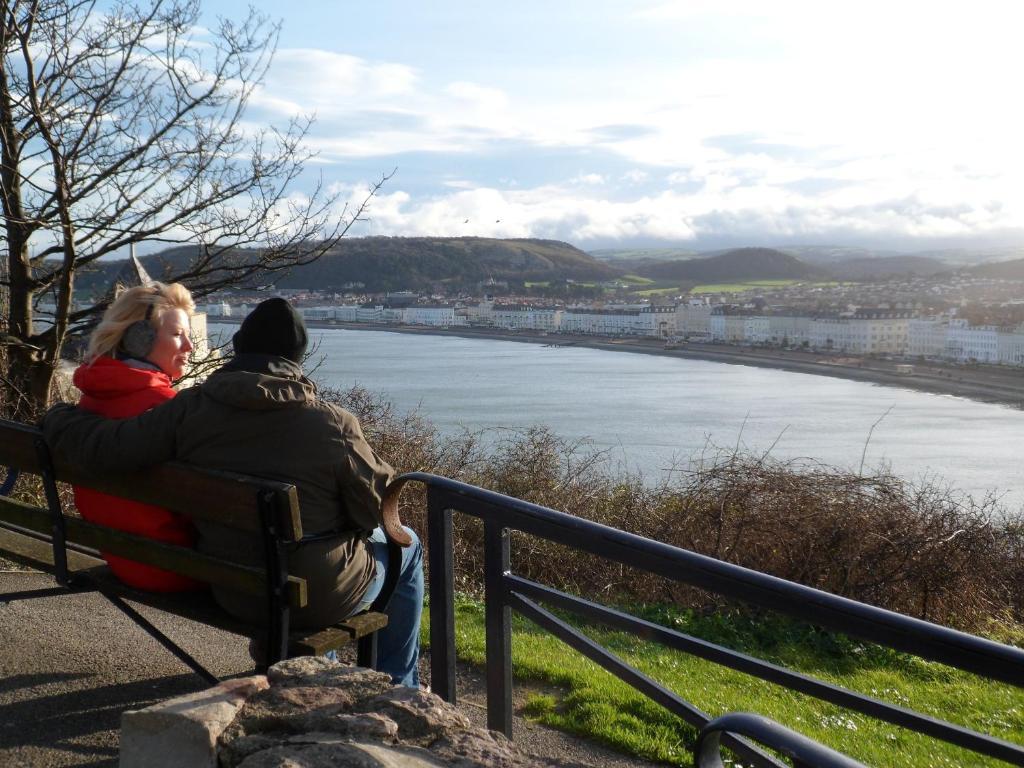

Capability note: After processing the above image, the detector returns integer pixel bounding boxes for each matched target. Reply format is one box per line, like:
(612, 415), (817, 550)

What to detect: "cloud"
(588, 124), (658, 142)
(335, 172), (1024, 248)
(227, 4), (1024, 248)
(251, 49), (418, 118)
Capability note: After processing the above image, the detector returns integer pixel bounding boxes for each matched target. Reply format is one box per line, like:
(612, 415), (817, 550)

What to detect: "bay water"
(212, 325), (1024, 514)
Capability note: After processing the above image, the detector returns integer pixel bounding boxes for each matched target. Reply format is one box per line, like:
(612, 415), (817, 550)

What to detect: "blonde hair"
(86, 282), (195, 363)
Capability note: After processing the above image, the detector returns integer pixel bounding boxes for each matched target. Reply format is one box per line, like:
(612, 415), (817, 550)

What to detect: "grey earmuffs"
(119, 291), (158, 360)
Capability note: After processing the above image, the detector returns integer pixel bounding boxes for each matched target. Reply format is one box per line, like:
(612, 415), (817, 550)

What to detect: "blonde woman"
(73, 282), (200, 591)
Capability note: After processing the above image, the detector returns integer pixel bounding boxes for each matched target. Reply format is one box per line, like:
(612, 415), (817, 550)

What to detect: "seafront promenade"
(213, 318), (1024, 410)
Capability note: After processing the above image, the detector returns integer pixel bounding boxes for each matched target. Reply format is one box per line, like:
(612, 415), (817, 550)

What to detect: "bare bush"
(320, 386), (1024, 632)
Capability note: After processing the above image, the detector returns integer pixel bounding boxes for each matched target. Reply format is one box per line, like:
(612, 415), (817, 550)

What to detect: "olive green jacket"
(43, 355), (394, 628)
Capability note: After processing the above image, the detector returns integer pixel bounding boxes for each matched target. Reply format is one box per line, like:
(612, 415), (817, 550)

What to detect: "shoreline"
(210, 319), (1024, 410)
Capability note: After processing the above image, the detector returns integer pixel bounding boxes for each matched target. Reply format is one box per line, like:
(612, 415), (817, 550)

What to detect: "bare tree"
(0, 0), (384, 417)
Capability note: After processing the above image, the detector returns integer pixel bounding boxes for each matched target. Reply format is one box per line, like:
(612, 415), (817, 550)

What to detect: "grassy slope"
(423, 599), (1024, 767)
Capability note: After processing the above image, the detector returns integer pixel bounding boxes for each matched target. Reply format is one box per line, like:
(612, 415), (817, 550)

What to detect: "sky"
(195, 0), (1024, 252)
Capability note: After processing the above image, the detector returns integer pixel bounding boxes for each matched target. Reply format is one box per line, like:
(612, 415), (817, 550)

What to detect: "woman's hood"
(73, 357), (171, 400)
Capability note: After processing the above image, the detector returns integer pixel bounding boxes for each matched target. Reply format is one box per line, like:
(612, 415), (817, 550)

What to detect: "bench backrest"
(0, 418), (307, 608)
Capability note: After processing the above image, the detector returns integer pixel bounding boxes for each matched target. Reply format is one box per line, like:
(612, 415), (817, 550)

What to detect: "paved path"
(0, 571), (254, 767)
(0, 571), (663, 767)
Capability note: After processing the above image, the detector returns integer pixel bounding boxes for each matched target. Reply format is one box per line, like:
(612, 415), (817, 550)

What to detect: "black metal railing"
(400, 472), (1024, 768)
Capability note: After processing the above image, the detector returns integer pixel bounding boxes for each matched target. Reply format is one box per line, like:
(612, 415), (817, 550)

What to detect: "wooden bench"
(0, 417), (397, 684)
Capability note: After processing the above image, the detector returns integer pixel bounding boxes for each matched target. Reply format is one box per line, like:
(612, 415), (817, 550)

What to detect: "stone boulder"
(121, 657), (591, 767)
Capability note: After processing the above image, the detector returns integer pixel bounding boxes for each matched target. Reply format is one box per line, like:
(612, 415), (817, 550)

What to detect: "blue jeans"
(351, 525), (424, 687)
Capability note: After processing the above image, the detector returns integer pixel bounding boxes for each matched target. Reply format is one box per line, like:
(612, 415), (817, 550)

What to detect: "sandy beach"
(212, 319), (1024, 410)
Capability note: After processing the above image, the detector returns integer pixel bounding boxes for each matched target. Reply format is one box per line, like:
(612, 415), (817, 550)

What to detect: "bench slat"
(0, 522), (105, 572)
(287, 613), (388, 656)
(0, 496), (307, 608)
(0, 419), (303, 540)
(0, 524), (380, 658)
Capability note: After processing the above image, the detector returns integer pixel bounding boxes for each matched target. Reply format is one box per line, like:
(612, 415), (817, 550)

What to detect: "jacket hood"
(203, 354), (316, 410)
(74, 357), (172, 400)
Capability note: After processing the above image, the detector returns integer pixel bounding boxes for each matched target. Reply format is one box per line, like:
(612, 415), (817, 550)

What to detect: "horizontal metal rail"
(696, 713), (869, 768)
(506, 576), (1024, 765)
(401, 471), (1024, 767)
(506, 590), (785, 768)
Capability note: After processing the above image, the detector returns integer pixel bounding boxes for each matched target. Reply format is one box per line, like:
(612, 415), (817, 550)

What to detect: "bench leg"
(356, 632), (378, 670)
(0, 586), (71, 603)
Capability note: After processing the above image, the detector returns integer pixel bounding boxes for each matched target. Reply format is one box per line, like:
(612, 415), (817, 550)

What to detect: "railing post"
(484, 518), (512, 737)
(427, 488), (456, 703)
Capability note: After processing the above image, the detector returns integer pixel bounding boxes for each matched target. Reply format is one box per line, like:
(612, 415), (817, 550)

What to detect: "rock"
(432, 729), (542, 767)
(120, 675), (268, 768)
(366, 687), (471, 745)
(232, 684), (356, 733)
(122, 660), (587, 767)
(268, 658), (394, 702)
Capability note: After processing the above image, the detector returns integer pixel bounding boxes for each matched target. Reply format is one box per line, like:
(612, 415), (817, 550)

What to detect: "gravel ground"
(0, 570), (665, 767)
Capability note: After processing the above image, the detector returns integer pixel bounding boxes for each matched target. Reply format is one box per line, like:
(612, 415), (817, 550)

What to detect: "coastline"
(210, 319), (1024, 410)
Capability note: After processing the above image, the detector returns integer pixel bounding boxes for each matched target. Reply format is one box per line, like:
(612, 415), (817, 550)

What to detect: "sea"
(211, 324), (1024, 515)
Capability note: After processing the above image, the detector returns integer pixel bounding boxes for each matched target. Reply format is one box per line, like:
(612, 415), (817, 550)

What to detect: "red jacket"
(72, 357), (201, 591)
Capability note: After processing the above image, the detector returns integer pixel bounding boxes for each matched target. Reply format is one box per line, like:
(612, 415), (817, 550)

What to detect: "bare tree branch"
(1, 0), (384, 416)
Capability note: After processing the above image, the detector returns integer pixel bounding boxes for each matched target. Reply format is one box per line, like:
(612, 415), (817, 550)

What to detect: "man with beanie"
(43, 298), (424, 687)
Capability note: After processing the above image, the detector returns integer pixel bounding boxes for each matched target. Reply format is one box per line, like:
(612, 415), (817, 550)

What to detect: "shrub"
(327, 385), (1023, 632)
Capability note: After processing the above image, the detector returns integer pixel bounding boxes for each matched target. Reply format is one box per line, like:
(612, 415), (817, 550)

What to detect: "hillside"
(969, 257), (1024, 280)
(826, 255), (948, 280)
(72, 237), (619, 294)
(635, 247), (825, 282)
(273, 237), (618, 291)
(588, 247), (700, 262)
(778, 245), (902, 265)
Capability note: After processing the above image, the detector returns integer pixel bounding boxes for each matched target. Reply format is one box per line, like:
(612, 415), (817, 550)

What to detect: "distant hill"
(826, 255), (949, 280)
(913, 245), (1024, 267)
(72, 237), (619, 294)
(589, 247), (700, 263)
(777, 245), (902, 265)
(969, 257), (1024, 280)
(271, 237), (618, 291)
(635, 247), (825, 283)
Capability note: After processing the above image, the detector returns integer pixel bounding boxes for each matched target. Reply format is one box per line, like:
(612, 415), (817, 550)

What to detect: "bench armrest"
(379, 477), (414, 547)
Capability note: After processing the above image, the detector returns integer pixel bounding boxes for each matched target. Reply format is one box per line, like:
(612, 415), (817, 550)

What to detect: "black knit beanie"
(232, 298), (308, 363)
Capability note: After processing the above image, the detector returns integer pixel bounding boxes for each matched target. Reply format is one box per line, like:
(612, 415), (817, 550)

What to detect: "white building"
(676, 300), (712, 336)
(907, 318), (949, 358)
(997, 327), (1024, 366)
(708, 308), (746, 343)
(300, 307), (335, 322)
(810, 313), (910, 355)
(635, 306), (677, 338)
(766, 315), (811, 347)
(200, 302), (231, 317)
(405, 305), (456, 326)
(333, 305), (361, 322)
(946, 319), (999, 363)
(743, 316), (771, 344)
(464, 301), (494, 326)
(489, 305), (563, 331)
(356, 305), (384, 323)
(561, 309), (639, 336)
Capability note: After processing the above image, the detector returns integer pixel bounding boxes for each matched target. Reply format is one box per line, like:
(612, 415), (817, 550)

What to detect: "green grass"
(691, 280), (840, 293)
(422, 598), (1024, 766)
(633, 286), (684, 296)
(620, 274), (656, 285)
(524, 281), (551, 288)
